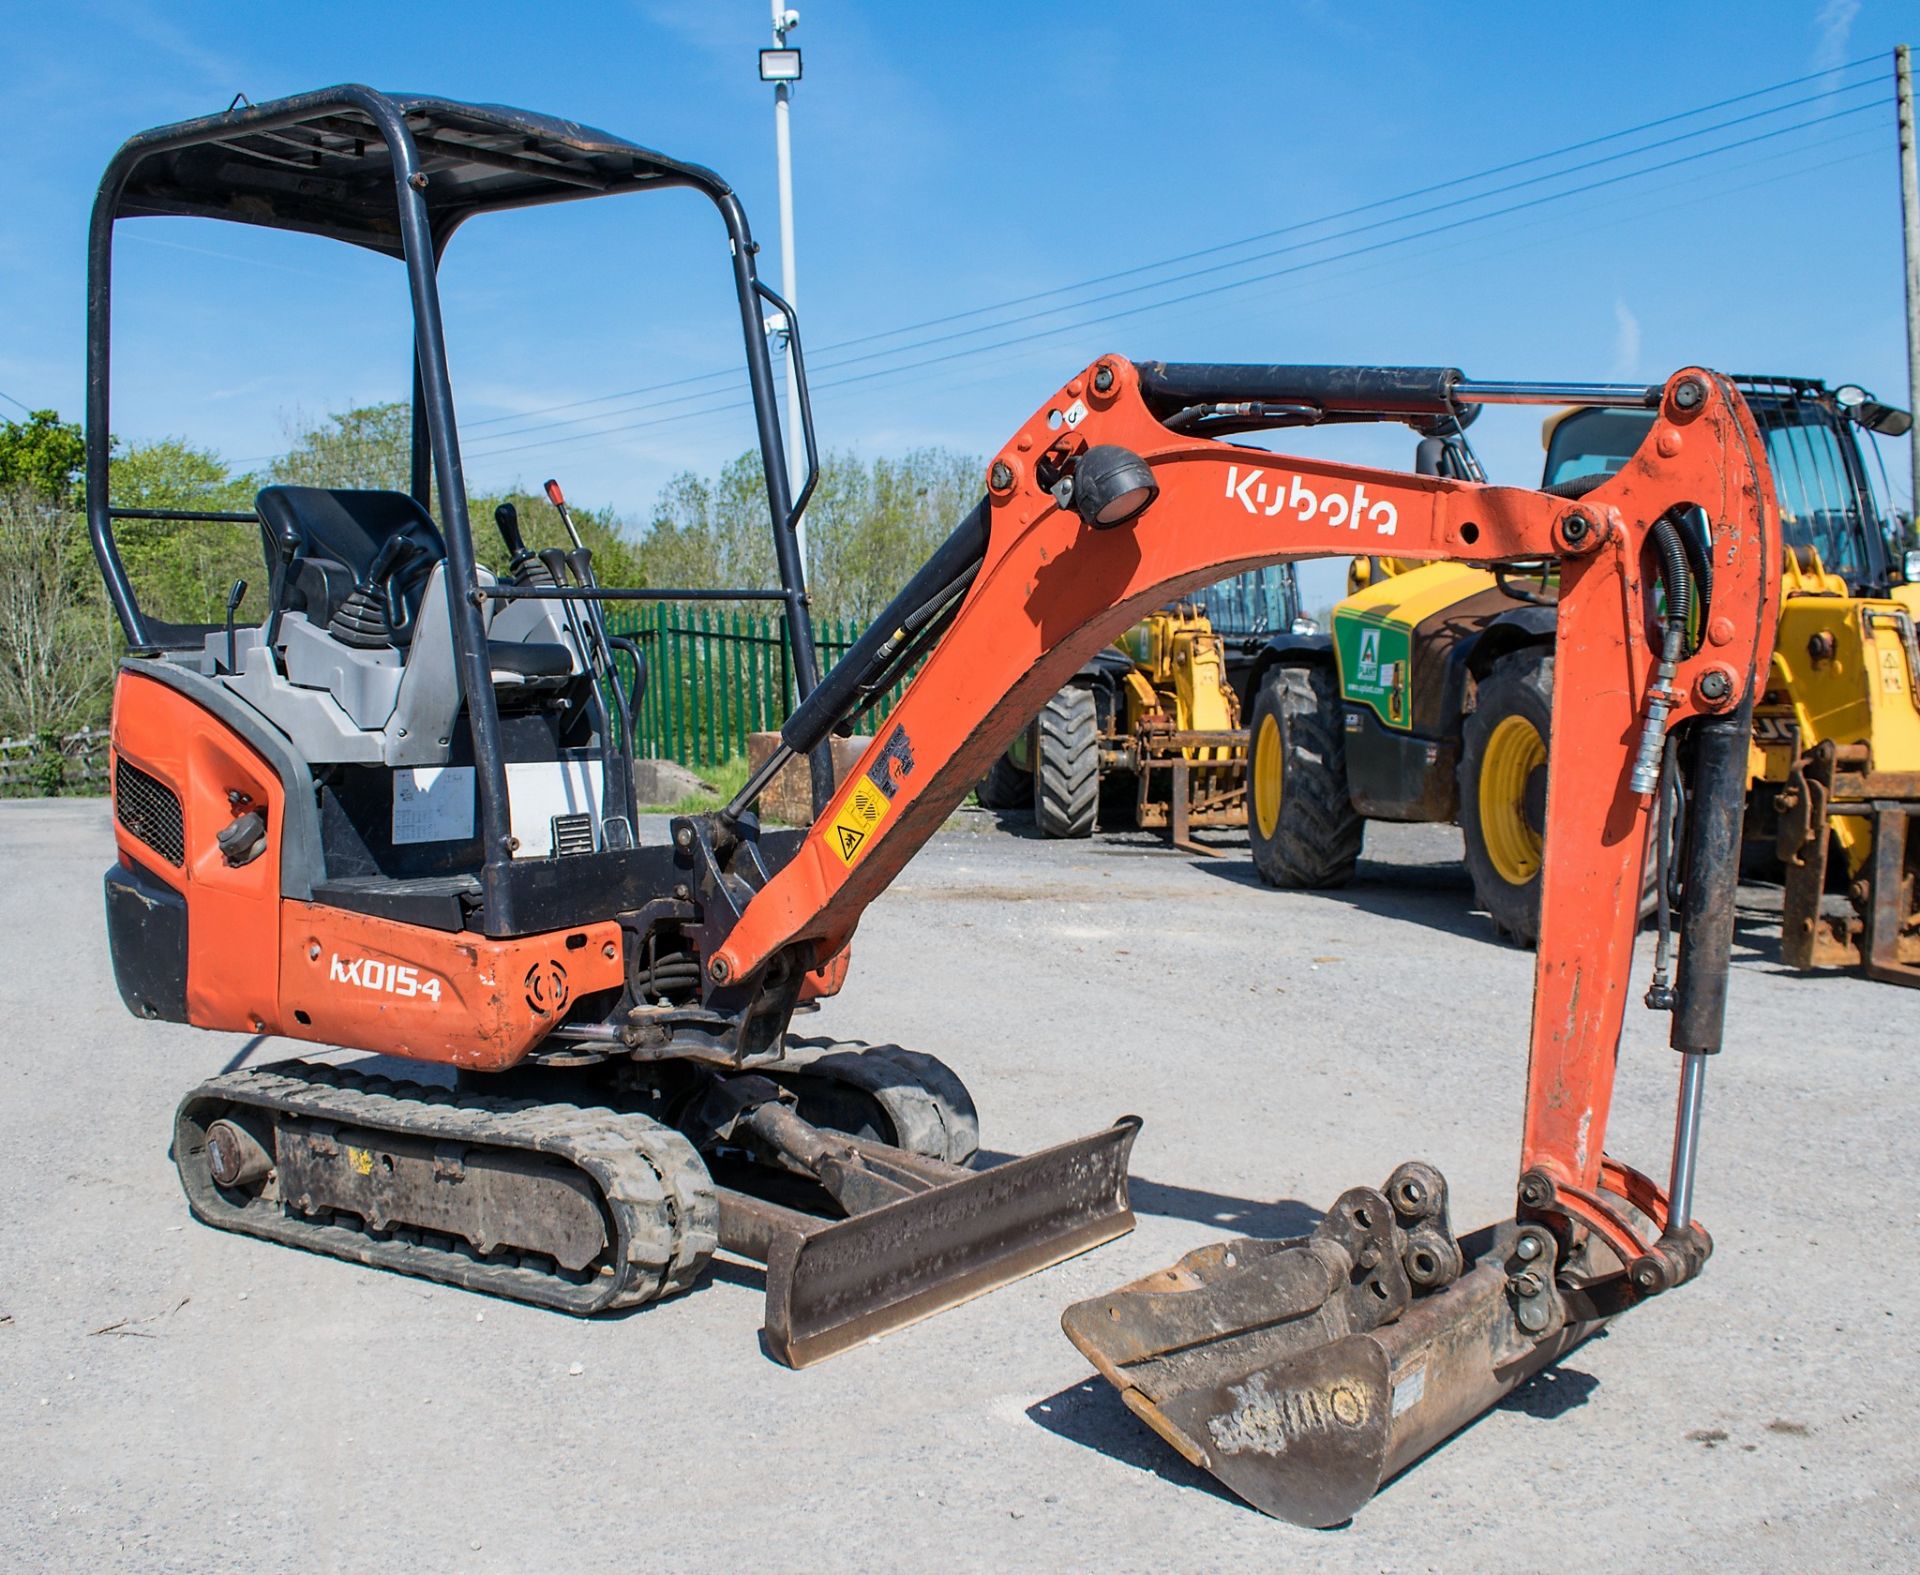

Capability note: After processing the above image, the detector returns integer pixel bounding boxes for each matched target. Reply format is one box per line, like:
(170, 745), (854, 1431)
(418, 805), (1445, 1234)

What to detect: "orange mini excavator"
(92, 90), (1777, 1521)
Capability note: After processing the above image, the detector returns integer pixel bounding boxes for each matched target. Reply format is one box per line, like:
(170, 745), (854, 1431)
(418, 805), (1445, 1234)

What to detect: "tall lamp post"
(760, 7), (806, 565)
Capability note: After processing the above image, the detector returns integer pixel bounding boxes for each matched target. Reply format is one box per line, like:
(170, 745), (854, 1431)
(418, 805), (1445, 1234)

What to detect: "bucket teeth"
(1058, 1161), (1599, 1529)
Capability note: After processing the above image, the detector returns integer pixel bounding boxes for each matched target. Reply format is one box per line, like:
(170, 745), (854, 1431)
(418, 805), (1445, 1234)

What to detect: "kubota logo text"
(329, 954), (443, 1004)
(1225, 465), (1398, 536)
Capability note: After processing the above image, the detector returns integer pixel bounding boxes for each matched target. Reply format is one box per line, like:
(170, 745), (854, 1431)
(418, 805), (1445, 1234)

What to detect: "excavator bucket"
(1062, 1163), (1621, 1526)
(723, 1119), (1141, 1366)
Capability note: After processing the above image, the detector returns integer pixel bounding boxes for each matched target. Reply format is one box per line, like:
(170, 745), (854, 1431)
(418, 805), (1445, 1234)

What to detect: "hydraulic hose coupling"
(1630, 670), (1679, 798)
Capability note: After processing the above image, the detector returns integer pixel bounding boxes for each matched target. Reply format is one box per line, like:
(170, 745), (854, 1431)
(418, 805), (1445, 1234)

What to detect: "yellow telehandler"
(1244, 374), (1919, 984)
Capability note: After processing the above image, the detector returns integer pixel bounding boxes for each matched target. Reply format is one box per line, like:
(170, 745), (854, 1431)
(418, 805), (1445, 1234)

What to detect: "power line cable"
(466, 88), (1883, 451)
(465, 100), (1881, 460)
(459, 54), (1887, 432)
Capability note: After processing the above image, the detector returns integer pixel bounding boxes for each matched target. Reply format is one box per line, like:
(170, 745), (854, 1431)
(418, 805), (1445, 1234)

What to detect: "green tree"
(804, 448), (980, 624)
(0, 411), (86, 505)
(636, 451), (780, 598)
(110, 437), (264, 626)
(633, 447), (981, 624)
(270, 403), (412, 490)
(0, 484), (115, 784)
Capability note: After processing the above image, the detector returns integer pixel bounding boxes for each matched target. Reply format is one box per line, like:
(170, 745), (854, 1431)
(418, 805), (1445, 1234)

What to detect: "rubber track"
(781, 1037), (982, 1166)
(175, 1061), (718, 1314)
(1251, 666), (1364, 888)
(1033, 685), (1098, 839)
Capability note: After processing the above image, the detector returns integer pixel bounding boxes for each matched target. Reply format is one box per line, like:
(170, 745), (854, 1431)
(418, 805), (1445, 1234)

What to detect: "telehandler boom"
(93, 89), (1777, 1523)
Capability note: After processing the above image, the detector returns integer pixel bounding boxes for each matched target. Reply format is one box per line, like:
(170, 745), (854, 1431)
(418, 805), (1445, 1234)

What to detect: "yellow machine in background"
(979, 567), (1301, 846)
(1109, 600), (1248, 845)
(1765, 548), (1920, 981)
(1243, 375), (1919, 983)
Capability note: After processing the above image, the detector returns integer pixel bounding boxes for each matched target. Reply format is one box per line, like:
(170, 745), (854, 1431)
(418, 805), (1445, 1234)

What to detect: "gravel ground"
(0, 797), (1912, 1572)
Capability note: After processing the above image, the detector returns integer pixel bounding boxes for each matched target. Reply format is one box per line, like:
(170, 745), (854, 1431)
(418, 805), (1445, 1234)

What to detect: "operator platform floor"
(0, 799), (1912, 1572)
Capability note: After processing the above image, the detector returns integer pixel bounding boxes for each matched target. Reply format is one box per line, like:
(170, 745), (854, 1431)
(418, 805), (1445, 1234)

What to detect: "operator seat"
(256, 486), (448, 647)
(254, 486), (573, 688)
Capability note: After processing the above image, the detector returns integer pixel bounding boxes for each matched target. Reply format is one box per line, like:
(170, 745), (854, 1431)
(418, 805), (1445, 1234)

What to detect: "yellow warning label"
(827, 776), (893, 866)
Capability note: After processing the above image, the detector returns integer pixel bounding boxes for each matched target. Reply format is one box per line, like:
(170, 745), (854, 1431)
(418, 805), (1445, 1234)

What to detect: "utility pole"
(761, 4), (807, 566)
(1898, 45), (1920, 527)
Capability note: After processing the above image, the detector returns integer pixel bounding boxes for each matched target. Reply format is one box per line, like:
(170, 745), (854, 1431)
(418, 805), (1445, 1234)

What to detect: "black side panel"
(104, 860), (188, 1022)
(1342, 708), (1458, 823)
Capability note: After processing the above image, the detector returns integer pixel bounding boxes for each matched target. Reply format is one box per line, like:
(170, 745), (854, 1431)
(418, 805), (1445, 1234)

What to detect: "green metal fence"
(604, 603), (917, 769)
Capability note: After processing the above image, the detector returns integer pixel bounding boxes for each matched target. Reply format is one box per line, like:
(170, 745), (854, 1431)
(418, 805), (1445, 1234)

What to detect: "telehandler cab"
(93, 90), (1780, 1524)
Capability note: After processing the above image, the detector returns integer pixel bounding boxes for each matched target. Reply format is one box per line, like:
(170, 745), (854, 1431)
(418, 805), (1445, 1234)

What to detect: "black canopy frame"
(86, 86), (826, 933)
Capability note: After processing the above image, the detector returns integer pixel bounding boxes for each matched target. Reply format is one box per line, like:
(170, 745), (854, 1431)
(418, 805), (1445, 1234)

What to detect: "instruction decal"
(828, 777), (891, 864)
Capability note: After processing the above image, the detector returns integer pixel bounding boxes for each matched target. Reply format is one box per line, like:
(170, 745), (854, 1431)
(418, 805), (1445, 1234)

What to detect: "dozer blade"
(1063, 1163), (1619, 1527)
(723, 1117), (1140, 1368)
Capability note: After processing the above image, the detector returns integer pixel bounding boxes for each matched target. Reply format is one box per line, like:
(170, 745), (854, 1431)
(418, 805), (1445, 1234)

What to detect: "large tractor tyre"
(975, 748), (1031, 810)
(1459, 649), (1555, 946)
(1247, 664), (1364, 888)
(1033, 685), (1099, 839)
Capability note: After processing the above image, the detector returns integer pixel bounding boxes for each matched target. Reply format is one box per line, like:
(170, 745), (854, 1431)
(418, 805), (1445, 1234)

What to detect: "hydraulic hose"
(1629, 514), (1699, 797)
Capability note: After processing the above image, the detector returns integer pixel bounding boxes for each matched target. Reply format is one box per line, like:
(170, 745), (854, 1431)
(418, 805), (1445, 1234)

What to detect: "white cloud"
(1612, 299), (1641, 379)
(1813, 0), (1860, 71)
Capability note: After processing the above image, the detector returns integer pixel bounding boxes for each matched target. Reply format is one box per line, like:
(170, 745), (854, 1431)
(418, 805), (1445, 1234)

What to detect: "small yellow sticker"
(347, 1146), (374, 1176)
(827, 776), (893, 865)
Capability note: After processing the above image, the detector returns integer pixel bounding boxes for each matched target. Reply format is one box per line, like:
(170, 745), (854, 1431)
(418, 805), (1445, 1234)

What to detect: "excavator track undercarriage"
(177, 1062), (719, 1314)
(175, 1047), (1140, 1366)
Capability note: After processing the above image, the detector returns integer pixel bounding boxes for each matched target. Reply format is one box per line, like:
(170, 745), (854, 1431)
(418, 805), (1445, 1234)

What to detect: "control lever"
(493, 502), (548, 585)
(536, 547), (634, 850)
(364, 533), (427, 646)
(222, 578), (248, 674)
(545, 479), (639, 833)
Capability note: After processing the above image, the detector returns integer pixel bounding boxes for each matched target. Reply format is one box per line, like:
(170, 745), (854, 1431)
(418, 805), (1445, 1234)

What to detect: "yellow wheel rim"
(1478, 714), (1546, 886)
(1253, 712), (1283, 840)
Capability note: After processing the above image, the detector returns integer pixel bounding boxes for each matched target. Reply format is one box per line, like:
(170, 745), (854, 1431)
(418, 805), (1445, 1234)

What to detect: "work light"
(759, 48), (802, 82)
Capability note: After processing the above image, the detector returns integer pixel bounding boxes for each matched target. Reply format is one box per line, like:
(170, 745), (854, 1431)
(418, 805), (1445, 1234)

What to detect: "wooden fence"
(0, 726), (110, 797)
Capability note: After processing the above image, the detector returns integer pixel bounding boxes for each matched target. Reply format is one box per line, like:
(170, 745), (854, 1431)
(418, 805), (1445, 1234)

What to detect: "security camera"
(781, 9), (800, 29)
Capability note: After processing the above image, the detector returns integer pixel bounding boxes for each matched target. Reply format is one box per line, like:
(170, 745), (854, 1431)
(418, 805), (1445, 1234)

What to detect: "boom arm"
(713, 355), (1779, 1269)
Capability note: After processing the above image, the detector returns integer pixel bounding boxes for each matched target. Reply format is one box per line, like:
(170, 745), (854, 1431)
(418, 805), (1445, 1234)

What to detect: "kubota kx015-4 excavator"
(92, 91), (1778, 1524)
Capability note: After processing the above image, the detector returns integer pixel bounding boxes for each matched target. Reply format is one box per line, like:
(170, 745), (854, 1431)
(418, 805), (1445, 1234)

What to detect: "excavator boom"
(697, 356), (1778, 1519)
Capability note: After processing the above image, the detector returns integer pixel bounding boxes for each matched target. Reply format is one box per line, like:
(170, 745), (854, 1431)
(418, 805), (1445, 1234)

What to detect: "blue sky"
(2, 1), (1913, 607)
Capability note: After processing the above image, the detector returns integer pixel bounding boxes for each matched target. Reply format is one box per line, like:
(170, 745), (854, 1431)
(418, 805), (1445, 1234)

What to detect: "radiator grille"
(550, 812), (595, 857)
(115, 756), (185, 867)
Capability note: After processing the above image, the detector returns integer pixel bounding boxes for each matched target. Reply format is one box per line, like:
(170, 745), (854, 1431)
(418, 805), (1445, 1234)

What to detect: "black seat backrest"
(256, 487), (448, 647)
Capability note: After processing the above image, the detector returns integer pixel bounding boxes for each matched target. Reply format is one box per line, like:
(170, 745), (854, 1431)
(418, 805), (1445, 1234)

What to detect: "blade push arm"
(714, 355), (1778, 1258)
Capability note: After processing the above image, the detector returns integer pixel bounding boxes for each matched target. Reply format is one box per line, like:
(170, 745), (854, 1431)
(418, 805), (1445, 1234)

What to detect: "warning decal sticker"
(827, 775), (893, 866)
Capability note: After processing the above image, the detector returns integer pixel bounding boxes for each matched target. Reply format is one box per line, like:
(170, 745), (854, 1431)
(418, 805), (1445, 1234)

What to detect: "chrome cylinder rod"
(1451, 379), (1661, 409)
(1667, 1051), (1708, 1228)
